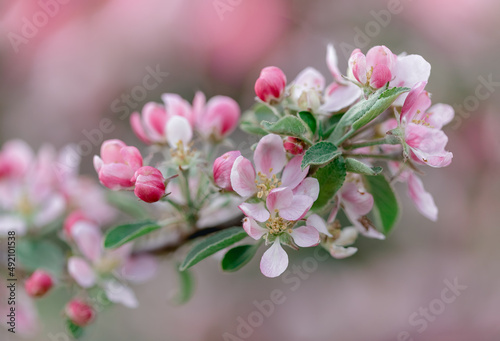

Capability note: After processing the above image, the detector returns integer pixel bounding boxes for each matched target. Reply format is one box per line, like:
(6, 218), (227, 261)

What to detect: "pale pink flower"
(65, 299), (95, 327)
(242, 186), (320, 278)
(93, 139), (143, 190)
(254, 66), (287, 103)
(289, 67), (325, 112)
(130, 102), (169, 145)
(213, 151), (241, 191)
(389, 53), (431, 106)
(25, 270), (54, 298)
(348, 45), (397, 89)
(132, 166), (166, 203)
(320, 44), (362, 112)
(328, 178), (385, 240)
(195, 93), (240, 140)
(399, 82), (454, 168)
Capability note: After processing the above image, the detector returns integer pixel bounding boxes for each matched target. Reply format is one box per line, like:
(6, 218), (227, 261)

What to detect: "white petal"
(260, 240), (288, 278)
(239, 202), (270, 222)
(68, 257), (96, 288)
(103, 280), (138, 308)
(230, 156), (257, 198)
(335, 226), (359, 246)
(330, 245), (358, 259)
(166, 116), (192, 148)
(306, 214), (332, 237)
(243, 217), (268, 240)
(71, 222), (103, 263)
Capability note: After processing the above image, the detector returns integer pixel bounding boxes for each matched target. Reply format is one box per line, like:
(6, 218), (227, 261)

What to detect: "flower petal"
(341, 182), (374, 217)
(330, 245), (358, 259)
(281, 155), (309, 190)
(306, 214), (332, 237)
(243, 217), (268, 240)
(266, 187), (293, 213)
(120, 255), (158, 284)
(166, 116), (193, 148)
(335, 226), (359, 246)
(407, 173), (438, 221)
(326, 44), (342, 82)
(68, 257), (96, 288)
(254, 134), (287, 177)
(103, 280), (138, 308)
(239, 202), (270, 222)
(390, 54), (431, 106)
(230, 156), (257, 197)
(426, 104), (455, 129)
(293, 177), (319, 202)
(71, 222), (103, 262)
(130, 112), (152, 144)
(320, 82), (362, 113)
(278, 194), (313, 221)
(290, 225), (320, 247)
(260, 240), (288, 278)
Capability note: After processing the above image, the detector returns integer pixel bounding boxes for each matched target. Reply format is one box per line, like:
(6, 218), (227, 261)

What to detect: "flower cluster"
(1, 44), (454, 336)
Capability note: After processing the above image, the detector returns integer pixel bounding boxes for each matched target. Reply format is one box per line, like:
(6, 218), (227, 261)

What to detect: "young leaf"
(298, 111), (317, 134)
(301, 142), (341, 169)
(17, 239), (65, 275)
(240, 121), (268, 136)
(104, 220), (161, 249)
(179, 227), (248, 271)
(171, 265), (195, 305)
(221, 243), (260, 272)
(261, 116), (308, 139)
(345, 158), (383, 175)
(66, 319), (84, 339)
(312, 156), (347, 210)
(364, 175), (400, 235)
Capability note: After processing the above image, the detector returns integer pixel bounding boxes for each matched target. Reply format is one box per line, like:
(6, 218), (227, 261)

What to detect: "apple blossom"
(65, 299), (95, 327)
(254, 66), (287, 103)
(213, 151), (241, 191)
(348, 45), (397, 89)
(195, 95), (241, 140)
(132, 166), (167, 203)
(25, 270), (54, 298)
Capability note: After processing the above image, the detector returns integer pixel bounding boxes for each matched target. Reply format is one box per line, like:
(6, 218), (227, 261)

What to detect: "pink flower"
(132, 166), (166, 203)
(328, 178), (385, 240)
(389, 53), (431, 106)
(195, 92), (240, 140)
(242, 187), (320, 278)
(213, 151), (241, 191)
(25, 270), (54, 298)
(65, 299), (95, 327)
(93, 139), (143, 190)
(230, 134), (313, 200)
(348, 45), (397, 89)
(0, 139), (33, 179)
(320, 44), (362, 112)
(399, 82), (454, 168)
(254, 66), (287, 103)
(130, 102), (169, 145)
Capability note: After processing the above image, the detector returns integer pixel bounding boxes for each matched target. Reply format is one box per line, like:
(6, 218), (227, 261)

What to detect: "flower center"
(266, 212), (292, 235)
(254, 169), (281, 199)
(170, 140), (195, 163)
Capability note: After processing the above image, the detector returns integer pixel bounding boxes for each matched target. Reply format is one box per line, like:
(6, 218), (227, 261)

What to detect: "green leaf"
(312, 156), (347, 210)
(320, 113), (343, 140)
(179, 227), (248, 271)
(329, 87), (409, 145)
(17, 239), (65, 275)
(66, 319), (84, 339)
(301, 142), (341, 170)
(171, 265), (195, 305)
(221, 243), (260, 272)
(261, 116), (308, 139)
(104, 220), (161, 249)
(298, 111), (317, 134)
(106, 192), (148, 219)
(363, 175), (400, 235)
(254, 104), (279, 121)
(345, 158), (383, 175)
(240, 121), (268, 135)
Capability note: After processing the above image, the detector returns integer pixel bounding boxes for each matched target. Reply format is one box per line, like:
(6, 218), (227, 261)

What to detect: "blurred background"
(1, 0), (499, 340)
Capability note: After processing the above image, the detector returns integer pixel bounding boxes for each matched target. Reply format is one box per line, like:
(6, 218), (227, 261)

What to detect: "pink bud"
(213, 151), (241, 191)
(65, 299), (95, 327)
(132, 166), (166, 203)
(348, 46), (396, 89)
(94, 139), (143, 190)
(25, 270), (54, 298)
(197, 96), (240, 140)
(283, 137), (305, 155)
(255, 66), (287, 103)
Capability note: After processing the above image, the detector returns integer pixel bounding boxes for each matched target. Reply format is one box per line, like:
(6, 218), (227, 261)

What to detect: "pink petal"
(266, 187), (293, 213)
(93, 155), (103, 173)
(326, 44), (342, 82)
(166, 116), (193, 148)
(243, 217), (268, 240)
(130, 112), (152, 144)
(142, 102), (168, 138)
(230, 156), (257, 197)
(68, 257), (96, 288)
(426, 104), (455, 129)
(71, 222), (103, 262)
(120, 255), (158, 284)
(341, 182), (374, 217)
(369, 64), (392, 88)
(327, 194), (341, 223)
(279, 194), (314, 221)
(254, 134), (287, 177)
(260, 240), (288, 278)
(348, 50), (367, 84)
(400, 81), (429, 124)
(293, 177), (320, 202)
(100, 139), (127, 164)
(281, 155), (309, 190)
(162, 93), (194, 126)
(406, 125), (453, 167)
(306, 214), (332, 237)
(321, 82), (362, 112)
(239, 202), (270, 222)
(201, 96), (240, 138)
(407, 173), (438, 221)
(366, 46), (396, 72)
(390, 54), (431, 106)
(293, 67), (326, 91)
(98, 163), (136, 189)
(120, 146), (143, 172)
(192, 91), (207, 124)
(290, 225), (320, 247)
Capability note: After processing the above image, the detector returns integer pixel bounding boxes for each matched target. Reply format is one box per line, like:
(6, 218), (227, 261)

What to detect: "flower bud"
(132, 166), (166, 203)
(93, 139), (143, 190)
(25, 270), (53, 298)
(283, 137), (305, 155)
(255, 66), (287, 103)
(65, 299), (95, 327)
(197, 96), (240, 140)
(348, 46), (396, 89)
(213, 151), (241, 191)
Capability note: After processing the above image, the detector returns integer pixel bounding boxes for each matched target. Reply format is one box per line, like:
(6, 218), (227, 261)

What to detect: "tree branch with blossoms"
(0, 44), (454, 339)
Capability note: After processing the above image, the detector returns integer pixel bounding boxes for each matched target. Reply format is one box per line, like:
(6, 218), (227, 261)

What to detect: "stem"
(342, 153), (402, 161)
(343, 137), (400, 150)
